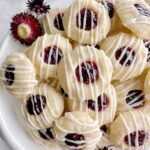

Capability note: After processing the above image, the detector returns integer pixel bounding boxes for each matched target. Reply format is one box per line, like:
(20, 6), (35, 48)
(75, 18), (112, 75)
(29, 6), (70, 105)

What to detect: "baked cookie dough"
(21, 83), (64, 129)
(57, 45), (113, 101)
(53, 111), (102, 150)
(145, 0), (150, 5)
(96, 124), (121, 150)
(68, 84), (117, 126)
(116, 0), (150, 39)
(113, 75), (145, 114)
(101, 32), (148, 82)
(30, 127), (60, 149)
(110, 110), (150, 149)
(0, 52), (37, 98)
(26, 34), (72, 80)
(63, 0), (111, 45)
(43, 8), (66, 36)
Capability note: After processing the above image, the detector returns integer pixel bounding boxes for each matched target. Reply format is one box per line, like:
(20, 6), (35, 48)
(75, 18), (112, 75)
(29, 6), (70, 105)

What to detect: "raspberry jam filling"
(65, 133), (85, 148)
(76, 8), (98, 30)
(134, 4), (150, 17)
(85, 93), (109, 111)
(38, 128), (54, 140)
(53, 13), (64, 31)
(100, 125), (108, 134)
(102, 145), (115, 150)
(60, 87), (68, 97)
(5, 65), (15, 86)
(41, 45), (63, 65)
(143, 40), (150, 62)
(75, 61), (99, 84)
(102, 1), (114, 18)
(124, 130), (148, 147)
(26, 95), (46, 115)
(126, 90), (145, 109)
(115, 46), (135, 66)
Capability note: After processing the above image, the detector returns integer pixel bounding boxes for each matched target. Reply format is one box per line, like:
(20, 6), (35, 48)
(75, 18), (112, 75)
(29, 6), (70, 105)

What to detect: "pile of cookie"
(1, 0), (150, 149)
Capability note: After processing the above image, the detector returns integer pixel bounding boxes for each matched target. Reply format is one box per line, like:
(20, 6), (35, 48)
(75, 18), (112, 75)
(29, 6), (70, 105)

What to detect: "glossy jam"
(53, 13), (64, 31)
(5, 65), (15, 86)
(143, 40), (150, 62)
(100, 125), (108, 133)
(26, 95), (46, 115)
(85, 93), (109, 111)
(75, 61), (99, 84)
(126, 90), (144, 108)
(124, 130), (148, 147)
(134, 4), (150, 17)
(42, 45), (63, 65)
(60, 87), (68, 97)
(65, 133), (85, 148)
(102, 0), (114, 18)
(38, 128), (54, 140)
(115, 46), (135, 66)
(76, 8), (98, 30)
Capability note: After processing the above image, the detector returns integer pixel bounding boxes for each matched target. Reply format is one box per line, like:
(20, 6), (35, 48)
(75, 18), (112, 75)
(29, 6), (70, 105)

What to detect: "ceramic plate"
(0, 0), (74, 150)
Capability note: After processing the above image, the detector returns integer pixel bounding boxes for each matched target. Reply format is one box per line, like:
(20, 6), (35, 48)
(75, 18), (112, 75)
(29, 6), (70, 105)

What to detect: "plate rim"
(0, 1), (74, 149)
(0, 33), (25, 150)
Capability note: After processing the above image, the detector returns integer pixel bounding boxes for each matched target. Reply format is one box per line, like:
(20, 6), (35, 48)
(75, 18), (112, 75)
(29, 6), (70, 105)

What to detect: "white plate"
(0, 0), (74, 150)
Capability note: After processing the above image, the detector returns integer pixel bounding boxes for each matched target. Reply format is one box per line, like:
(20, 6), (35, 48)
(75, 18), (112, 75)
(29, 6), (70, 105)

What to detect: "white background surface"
(0, 0), (28, 150)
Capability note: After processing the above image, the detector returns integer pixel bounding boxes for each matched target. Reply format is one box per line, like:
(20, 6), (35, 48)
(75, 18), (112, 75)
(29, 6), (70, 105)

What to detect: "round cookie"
(30, 127), (61, 149)
(53, 111), (102, 150)
(57, 45), (113, 101)
(101, 32), (148, 82)
(43, 8), (66, 36)
(26, 34), (72, 80)
(21, 83), (64, 129)
(63, 0), (111, 45)
(110, 110), (150, 149)
(68, 84), (117, 126)
(116, 0), (150, 39)
(0, 52), (37, 98)
(144, 69), (150, 101)
(113, 75), (146, 114)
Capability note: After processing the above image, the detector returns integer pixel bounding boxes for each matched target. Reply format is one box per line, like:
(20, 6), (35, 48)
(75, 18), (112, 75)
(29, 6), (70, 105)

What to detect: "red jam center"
(41, 45), (63, 65)
(115, 46), (135, 66)
(60, 87), (68, 97)
(65, 133), (85, 148)
(5, 65), (15, 86)
(143, 40), (150, 62)
(26, 95), (46, 115)
(85, 93), (109, 111)
(100, 125), (108, 134)
(38, 128), (54, 140)
(102, 146), (115, 150)
(134, 4), (150, 17)
(126, 90), (145, 109)
(102, 0), (114, 18)
(75, 61), (99, 84)
(76, 8), (98, 30)
(124, 130), (148, 147)
(53, 13), (64, 31)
